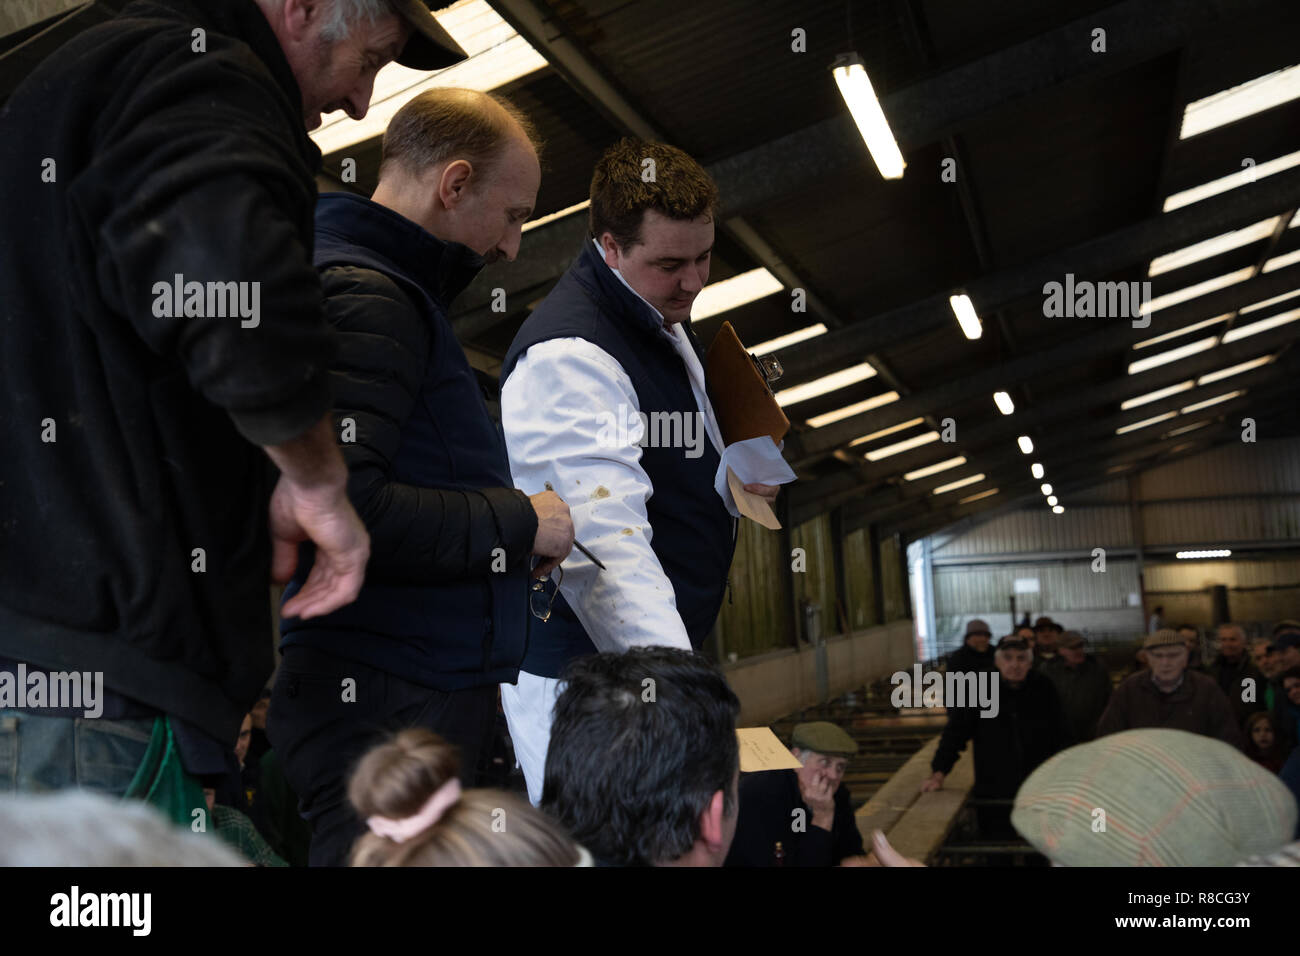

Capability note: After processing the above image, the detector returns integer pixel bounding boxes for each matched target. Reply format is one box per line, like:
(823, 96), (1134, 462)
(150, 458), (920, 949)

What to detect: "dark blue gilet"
(281, 193), (529, 690)
(501, 241), (737, 677)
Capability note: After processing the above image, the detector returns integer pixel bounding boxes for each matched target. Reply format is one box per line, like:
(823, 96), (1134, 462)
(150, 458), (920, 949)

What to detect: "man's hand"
(920, 771), (945, 793)
(271, 477), (369, 619)
(529, 491), (574, 578)
(744, 482), (780, 506)
(799, 770), (836, 830)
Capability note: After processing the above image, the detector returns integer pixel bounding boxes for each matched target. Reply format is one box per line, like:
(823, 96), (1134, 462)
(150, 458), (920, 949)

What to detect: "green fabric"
(213, 804), (288, 867)
(259, 747), (312, 867)
(122, 716), (207, 830)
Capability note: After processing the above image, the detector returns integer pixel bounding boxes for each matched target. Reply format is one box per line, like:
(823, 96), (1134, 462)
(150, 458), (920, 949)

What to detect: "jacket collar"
(572, 239), (670, 341)
(315, 192), (485, 306)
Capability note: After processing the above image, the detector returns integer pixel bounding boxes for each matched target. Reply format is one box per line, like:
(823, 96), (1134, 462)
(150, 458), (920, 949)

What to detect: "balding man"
(269, 88), (573, 866)
(1205, 623), (1266, 729)
(726, 722), (867, 867)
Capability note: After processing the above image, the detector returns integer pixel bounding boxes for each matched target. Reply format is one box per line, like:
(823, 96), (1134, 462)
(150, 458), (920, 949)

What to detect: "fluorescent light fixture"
(1292, 210), (1300, 229)
(1140, 268), (1254, 317)
(750, 323), (829, 357)
(993, 391), (1015, 415)
(1222, 306), (1300, 343)
(1127, 336), (1217, 374)
(1147, 217), (1280, 277)
(904, 456), (966, 481)
(849, 417), (926, 447)
(805, 390), (899, 428)
(1169, 442), (1198, 453)
(522, 199), (589, 233)
(1164, 420), (1213, 438)
(1030, 462), (1044, 479)
(1176, 549), (1231, 559)
(691, 268), (783, 321)
(1180, 390), (1244, 413)
(1132, 314), (1230, 349)
(311, 0), (547, 155)
(864, 430), (939, 461)
(1263, 248), (1300, 273)
(1180, 65), (1300, 139)
(1052, 505), (1064, 514)
(1163, 150), (1300, 212)
(932, 474), (985, 496)
(1047, 495), (1058, 506)
(774, 362), (876, 406)
(1116, 411), (1179, 435)
(958, 488), (999, 505)
(1040, 483), (1053, 496)
(1017, 436), (1034, 454)
(1196, 355), (1273, 386)
(1240, 288), (1300, 314)
(1120, 380), (1195, 410)
(831, 54), (905, 179)
(949, 294), (983, 340)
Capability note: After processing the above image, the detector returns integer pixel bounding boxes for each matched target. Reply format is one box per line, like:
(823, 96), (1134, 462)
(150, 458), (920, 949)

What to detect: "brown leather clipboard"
(705, 321), (790, 446)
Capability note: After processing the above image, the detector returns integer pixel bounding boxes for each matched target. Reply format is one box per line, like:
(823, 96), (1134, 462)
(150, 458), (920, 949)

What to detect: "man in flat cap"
(946, 620), (995, 674)
(1032, 616), (1063, 667)
(1041, 631), (1111, 743)
(1096, 629), (1244, 748)
(726, 722), (867, 867)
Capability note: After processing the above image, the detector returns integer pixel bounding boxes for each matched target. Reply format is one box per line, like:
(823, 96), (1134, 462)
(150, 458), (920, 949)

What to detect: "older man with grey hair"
(0, 0), (463, 816)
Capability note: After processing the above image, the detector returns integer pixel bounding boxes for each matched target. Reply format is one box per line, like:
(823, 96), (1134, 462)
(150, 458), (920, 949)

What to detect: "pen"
(572, 538), (606, 570)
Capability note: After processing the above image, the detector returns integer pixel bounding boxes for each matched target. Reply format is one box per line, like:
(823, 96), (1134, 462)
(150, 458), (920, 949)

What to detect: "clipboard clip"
(750, 353), (783, 390)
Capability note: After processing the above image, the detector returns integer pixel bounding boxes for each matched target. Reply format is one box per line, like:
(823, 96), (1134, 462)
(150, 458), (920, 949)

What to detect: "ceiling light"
(958, 488), (999, 505)
(1140, 268), (1254, 317)
(774, 362), (876, 406)
(949, 294), (983, 340)
(1047, 495), (1058, 506)
(311, 1), (547, 155)
(904, 456), (966, 481)
(1196, 355), (1273, 385)
(1132, 314), (1230, 349)
(805, 390), (899, 428)
(1147, 217), (1280, 276)
(864, 430), (939, 460)
(522, 199), (589, 233)
(1017, 436), (1034, 454)
(1176, 549), (1231, 559)
(849, 417), (926, 447)
(1222, 306), (1300, 343)
(1052, 505), (1064, 514)
(1163, 420), (1213, 438)
(1239, 288), (1300, 314)
(1040, 483), (1053, 496)
(831, 54), (905, 179)
(932, 474), (985, 495)
(1263, 248), (1300, 273)
(1162, 149), (1300, 211)
(1180, 390), (1245, 413)
(1127, 336), (1217, 374)
(691, 268), (783, 321)
(1116, 411), (1179, 435)
(1120, 381), (1195, 410)
(1180, 65), (1300, 139)
(993, 391), (1015, 415)
(1030, 462), (1044, 479)
(750, 323), (829, 356)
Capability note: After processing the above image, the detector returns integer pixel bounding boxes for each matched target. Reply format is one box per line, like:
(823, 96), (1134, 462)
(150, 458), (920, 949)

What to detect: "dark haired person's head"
(542, 647), (740, 866)
(374, 87), (542, 264)
(587, 138), (718, 326)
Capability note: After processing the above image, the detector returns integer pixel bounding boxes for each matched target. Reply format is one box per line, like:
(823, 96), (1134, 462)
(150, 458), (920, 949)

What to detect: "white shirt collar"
(591, 238), (675, 339)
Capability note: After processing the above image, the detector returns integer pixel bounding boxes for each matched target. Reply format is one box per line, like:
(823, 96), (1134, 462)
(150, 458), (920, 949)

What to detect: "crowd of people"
(930, 614), (1300, 853)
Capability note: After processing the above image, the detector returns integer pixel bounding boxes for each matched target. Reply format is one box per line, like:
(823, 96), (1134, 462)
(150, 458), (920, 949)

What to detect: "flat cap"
(965, 619), (992, 638)
(1273, 619), (1300, 637)
(791, 722), (858, 758)
(1059, 630), (1086, 649)
(1012, 729), (1296, 866)
(1144, 628), (1184, 649)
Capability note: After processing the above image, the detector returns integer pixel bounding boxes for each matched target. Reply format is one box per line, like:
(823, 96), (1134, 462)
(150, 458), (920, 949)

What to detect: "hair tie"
(366, 778), (462, 843)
